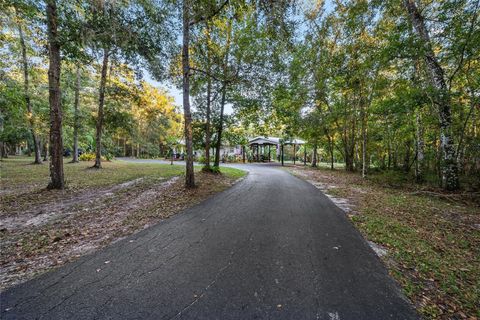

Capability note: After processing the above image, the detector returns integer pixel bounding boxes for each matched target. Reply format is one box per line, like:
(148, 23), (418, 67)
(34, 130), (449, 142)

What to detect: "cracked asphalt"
(1, 163), (418, 319)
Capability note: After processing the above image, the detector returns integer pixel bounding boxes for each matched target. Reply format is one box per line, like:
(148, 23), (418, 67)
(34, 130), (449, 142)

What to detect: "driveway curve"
(1, 163), (417, 320)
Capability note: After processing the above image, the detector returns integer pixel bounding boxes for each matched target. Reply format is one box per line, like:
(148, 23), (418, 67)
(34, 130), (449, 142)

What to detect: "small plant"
(79, 152), (95, 161)
(79, 152), (112, 161)
(202, 165), (221, 174)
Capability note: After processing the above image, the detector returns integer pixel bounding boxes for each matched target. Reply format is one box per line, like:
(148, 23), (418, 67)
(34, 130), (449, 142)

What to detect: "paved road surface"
(1, 163), (418, 319)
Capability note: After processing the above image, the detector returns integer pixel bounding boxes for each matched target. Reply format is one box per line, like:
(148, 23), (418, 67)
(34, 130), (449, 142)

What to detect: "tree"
(46, 0), (64, 189)
(403, 0), (459, 190)
(14, 5), (42, 164)
(71, 65), (81, 163)
(182, 0), (195, 187)
(181, 0), (230, 187)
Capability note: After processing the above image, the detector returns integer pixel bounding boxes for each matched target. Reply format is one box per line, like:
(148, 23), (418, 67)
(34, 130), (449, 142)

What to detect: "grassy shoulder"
(288, 165), (479, 320)
(0, 156), (246, 290)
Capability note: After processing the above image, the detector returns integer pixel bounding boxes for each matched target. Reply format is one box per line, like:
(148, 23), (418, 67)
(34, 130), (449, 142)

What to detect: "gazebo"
(248, 136), (306, 165)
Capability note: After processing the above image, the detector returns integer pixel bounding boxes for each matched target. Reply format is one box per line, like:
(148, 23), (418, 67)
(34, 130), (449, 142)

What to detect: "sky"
(144, 70), (235, 115)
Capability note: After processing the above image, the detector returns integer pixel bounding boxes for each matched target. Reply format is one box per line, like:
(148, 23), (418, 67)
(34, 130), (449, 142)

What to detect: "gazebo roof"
(248, 136), (305, 145)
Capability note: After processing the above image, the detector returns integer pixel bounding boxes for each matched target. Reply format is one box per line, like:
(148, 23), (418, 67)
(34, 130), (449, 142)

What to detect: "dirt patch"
(0, 172), (238, 290)
(293, 170), (358, 215)
(0, 178), (145, 230)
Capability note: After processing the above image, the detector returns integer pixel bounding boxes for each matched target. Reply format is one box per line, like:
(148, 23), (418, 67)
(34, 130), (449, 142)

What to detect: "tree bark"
(46, 0), (64, 189)
(183, 0), (195, 188)
(326, 131), (335, 170)
(204, 23), (212, 170)
(281, 144), (284, 166)
(361, 101), (367, 178)
(214, 85), (227, 167)
(72, 65), (81, 163)
(312, 143), (317, 167)
(403, 140), (411, 173)
(415, 111), (425, 182)
(214, 21), (232, 168)
(16, 11), (42, 164)
(404, 0), (459, 190)
(43, 140), (48, 161)
(93, 48), (109, 168)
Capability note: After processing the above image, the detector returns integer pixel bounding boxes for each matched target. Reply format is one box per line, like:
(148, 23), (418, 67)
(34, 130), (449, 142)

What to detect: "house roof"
(248, 136), (305, 145)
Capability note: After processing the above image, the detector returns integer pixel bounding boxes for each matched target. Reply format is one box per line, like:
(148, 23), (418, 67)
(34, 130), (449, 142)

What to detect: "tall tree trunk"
(16, 11), (42, 164)
(182, 0), (195, 188)
(204, 24), (212, 170)
(404, 0), (459, 190)
(214, 85), (227, 167)
(312, 143), (317, 167)
(46, 0), (64, 189)
(72, 65), (81, 163)
(403, 140), (411, 173)
(43, 140), (48, 161)
(93, 48), (109, 169)
(329, 140), (334, 170)
(0, 120), (5, 158)
(415, 111), (425, 182)
(214, 21), (232, 168)
(361, 103), (367, 178)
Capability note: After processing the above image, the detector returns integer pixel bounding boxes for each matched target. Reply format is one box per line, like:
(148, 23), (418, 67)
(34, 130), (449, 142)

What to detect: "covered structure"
(248, 136), (306, 165)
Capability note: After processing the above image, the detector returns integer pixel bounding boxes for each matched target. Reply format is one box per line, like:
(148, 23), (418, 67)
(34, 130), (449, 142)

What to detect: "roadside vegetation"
(0, 157), (246, 290)
(290, 165), (480, 320)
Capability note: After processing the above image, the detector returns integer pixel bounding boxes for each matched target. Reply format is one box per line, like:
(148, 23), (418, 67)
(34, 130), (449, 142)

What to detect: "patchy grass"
(1, 156), (184, 192)
(288, 165), (480, 320)
(0, 156), (246, 290)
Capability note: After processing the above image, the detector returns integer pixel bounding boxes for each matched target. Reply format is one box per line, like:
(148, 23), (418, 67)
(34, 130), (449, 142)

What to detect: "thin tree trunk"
(204, 78), (211, 168)
(330, 141), (334, 170)
(43, 140), (48, 161)
(415, 111), (425, 182)
(93, 48), (109, 168)
(16, 11), (41, 164)
(361, 103), (367, 178)
(214, 85), (227, 167)
(204, 23), (212, 170)
(0, 143), (7, 158)
(0, 120), (5, 158)
(46, 0), (64, 189)
(404, 0), (459, 190)
(403, 140), (411, 173)
(281, 144), (284, 166)
(182, 0), (195, 188)
(72, 65), (81, 163)
(325, 130), (334, 170)
(312, 143), (317, 167)
(214, 21), (232, 168)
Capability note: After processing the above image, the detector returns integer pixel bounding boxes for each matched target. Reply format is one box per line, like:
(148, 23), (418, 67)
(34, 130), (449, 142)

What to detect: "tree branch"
(189, 67), (222, 82)
(447, 0), (479, 89)
(190, 0), (229, 26)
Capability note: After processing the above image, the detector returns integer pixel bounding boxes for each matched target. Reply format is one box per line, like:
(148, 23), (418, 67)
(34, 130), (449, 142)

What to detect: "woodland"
(1, 0), (479, 189)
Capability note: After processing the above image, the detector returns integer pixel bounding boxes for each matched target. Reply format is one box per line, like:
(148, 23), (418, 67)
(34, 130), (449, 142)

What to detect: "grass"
(289, 166), (480, 320)
(1, 157), (184, 192)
